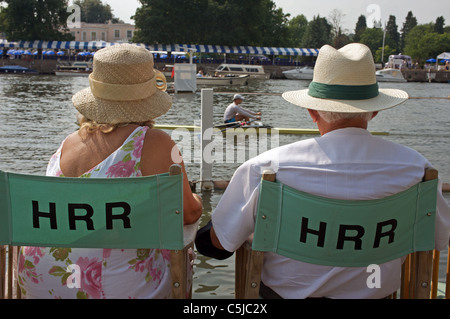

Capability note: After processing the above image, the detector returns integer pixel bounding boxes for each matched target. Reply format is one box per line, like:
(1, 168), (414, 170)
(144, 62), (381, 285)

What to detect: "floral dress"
(18, 126), (190, 299)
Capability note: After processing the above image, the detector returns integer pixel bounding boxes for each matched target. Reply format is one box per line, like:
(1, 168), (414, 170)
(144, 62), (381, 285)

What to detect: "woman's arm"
(141, 129), (203, 225)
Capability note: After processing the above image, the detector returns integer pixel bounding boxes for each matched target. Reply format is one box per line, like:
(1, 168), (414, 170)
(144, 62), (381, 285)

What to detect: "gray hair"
(317, 111), (374, 124)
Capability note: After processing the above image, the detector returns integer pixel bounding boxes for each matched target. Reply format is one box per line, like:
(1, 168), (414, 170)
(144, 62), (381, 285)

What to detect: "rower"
(223, 94), (262, 124)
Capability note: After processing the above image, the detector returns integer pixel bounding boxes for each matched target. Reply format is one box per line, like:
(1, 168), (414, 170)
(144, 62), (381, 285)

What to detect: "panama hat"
(282, 43), (408, 113)
(72, 44), (172, 125)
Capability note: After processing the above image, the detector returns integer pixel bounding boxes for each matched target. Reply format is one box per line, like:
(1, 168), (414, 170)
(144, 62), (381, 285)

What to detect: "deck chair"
(0, 164), (197, 299)
(235, 168), (439, 299)
(430, 239), (450, 299)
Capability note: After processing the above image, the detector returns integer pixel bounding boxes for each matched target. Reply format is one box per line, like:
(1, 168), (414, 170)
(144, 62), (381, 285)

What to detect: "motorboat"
(55, 61), (92, 76)
(214, 64), (270, 79)
(282, 66), (314, 80)
(375, 68), (407, 82)
(197, 74), (249, 86)
(0, 65), (38, 75)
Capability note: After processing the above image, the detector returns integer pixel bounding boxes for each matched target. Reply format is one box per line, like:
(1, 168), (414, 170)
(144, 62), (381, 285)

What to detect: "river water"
(0, 75), (449, 299)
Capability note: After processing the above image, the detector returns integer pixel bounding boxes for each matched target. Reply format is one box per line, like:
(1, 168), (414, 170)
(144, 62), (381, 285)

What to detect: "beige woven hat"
(282, 43), (409, 113)
(72, 44), (172, 124)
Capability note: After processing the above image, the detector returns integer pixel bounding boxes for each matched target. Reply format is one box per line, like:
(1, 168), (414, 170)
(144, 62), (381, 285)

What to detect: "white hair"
(317, 111), (374, 124)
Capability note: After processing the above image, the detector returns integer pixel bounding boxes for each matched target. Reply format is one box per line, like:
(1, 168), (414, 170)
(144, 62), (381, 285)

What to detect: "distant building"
(68, 21), (135, 43)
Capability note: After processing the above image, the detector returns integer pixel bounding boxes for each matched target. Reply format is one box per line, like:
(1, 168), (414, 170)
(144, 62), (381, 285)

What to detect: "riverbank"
(2, 58), (450, 82)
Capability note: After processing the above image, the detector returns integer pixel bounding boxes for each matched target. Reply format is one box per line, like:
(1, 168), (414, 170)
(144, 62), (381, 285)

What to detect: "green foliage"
(0, 0), (74, 41)
(385, 15), (400, 53)
(400, 11), (417, 51)
(353, 15), (367, 43)
(301, 15), (331, 48)
(133, 0), (291, 47)
(375, 44), (396, 64)
(359, 27), (384, 57)
(403, 24), (450, 63)
(73, 0), (115, 24)
(287, 14), (308, 47)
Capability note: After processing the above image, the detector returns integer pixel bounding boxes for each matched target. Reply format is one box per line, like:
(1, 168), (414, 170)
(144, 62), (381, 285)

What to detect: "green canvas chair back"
(0, 165), (193, 299)
(235, 169), (439, 299)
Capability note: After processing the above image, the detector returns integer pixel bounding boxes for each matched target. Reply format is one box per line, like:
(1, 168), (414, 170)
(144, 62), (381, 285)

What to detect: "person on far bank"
(196, 43), (450, 299)
(17, 44), (202, 299)
(223, 94), (262, 124)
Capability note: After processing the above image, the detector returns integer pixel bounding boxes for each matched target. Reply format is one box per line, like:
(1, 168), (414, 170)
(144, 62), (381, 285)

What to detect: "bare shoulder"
(144, 128), (175, 150)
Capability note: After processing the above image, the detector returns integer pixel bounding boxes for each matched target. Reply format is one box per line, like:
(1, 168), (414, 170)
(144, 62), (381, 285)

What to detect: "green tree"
(359, 27), (384, 58)
(260, 2), (290, 47)
(385, 15), (400, 53)
(0, 0), (73, 41)
(302, 15), (331, 48)
(133, 0), (290, 47)
(287, 14), (308, 47)
(74, 0), (118, 24)
(354, 15), (367, 42)
(400, 11), (417, 51)
(435, 16), (445, 34)
(133, 0), (210, 44)
(375, 44), (396, 64)
(403, 23), (450, 63)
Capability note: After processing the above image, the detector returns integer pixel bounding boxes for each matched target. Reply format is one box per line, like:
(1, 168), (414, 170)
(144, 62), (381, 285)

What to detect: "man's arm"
(195, 221), (234, 260)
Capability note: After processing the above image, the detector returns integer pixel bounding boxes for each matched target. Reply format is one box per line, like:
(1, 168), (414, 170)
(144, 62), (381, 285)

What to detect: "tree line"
(0, 0), (449, 63)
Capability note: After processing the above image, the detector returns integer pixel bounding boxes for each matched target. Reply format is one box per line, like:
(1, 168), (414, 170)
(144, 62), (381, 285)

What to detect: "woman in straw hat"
(197, 43), (450, 299)
(18, 44), (202, 299)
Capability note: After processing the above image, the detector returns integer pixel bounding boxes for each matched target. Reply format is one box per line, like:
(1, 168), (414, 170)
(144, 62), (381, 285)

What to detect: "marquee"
(0, 40), (319, 56)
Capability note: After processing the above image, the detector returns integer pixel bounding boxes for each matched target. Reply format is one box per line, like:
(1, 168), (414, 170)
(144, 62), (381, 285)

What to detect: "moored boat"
(282, 66), (314, 80)
(214, 63), (270, 79)
(376, 68), (407, 82)
(197, 75), (249, 86)
(0, 65), (38, 75)
(55, 61), (92, 77)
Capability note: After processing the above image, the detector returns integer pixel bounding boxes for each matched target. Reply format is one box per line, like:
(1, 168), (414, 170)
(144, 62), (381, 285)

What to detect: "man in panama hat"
(196, 43), (450, 299)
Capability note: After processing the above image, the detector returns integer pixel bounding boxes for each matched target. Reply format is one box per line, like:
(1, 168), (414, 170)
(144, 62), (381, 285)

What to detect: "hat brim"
(282, 88), (409, 113)
(72, 88), (172, 125)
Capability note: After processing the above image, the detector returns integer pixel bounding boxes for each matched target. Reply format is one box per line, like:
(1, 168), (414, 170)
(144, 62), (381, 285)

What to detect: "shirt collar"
(322, 127), (372, 138)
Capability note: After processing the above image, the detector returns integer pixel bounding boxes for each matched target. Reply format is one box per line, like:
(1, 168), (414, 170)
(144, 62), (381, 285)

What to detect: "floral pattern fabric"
(18, 127), (190, 299)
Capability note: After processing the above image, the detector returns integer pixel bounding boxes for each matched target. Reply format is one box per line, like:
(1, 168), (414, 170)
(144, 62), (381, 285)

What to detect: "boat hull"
(283, 67), (314, 80)
(0, 66), (39, 75)
(375, 68), (407, 82)
(197, 75), (249, 86)
(55, 71), (91, 77)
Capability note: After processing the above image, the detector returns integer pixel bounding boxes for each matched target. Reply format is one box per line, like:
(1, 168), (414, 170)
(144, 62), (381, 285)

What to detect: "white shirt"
(223, 102), (259, 122)
(212, 128), (450, 299)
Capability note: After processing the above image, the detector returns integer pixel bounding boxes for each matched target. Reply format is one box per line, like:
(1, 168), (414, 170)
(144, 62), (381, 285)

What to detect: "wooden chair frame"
(236, 168), (447, 299)
(1, 164), (196, 299)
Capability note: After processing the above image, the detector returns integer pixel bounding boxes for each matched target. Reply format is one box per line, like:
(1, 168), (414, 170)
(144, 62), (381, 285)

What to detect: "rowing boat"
(154, 124), (390, 136)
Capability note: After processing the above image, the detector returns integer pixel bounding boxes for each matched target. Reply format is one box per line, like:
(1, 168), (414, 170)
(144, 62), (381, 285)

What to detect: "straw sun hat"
(282, 43), (409, 113)
(72, 44), (172, 125)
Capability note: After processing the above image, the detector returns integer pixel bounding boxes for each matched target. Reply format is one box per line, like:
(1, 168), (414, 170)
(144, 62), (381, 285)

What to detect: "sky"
(102, 0), (449, 33)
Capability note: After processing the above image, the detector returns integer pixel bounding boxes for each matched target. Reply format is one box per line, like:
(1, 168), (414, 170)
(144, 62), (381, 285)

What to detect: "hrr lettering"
(32, 201), (132, 231)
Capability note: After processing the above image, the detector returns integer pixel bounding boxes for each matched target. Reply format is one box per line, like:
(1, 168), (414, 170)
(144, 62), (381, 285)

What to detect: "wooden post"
(200, 89), (214, 191)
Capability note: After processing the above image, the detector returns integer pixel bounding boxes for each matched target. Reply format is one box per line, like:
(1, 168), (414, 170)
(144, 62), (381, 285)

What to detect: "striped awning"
(0, 41), (319, 56)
